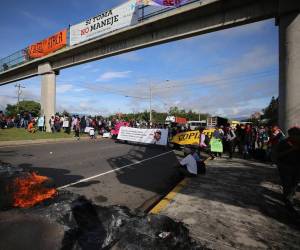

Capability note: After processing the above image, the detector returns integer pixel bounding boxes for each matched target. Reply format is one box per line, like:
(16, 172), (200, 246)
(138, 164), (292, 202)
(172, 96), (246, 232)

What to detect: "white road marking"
(57, 150), (174, 190)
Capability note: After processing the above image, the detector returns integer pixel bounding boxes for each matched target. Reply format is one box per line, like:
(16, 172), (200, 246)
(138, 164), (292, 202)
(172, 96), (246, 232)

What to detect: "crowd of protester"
(1, 110), (299, 212)
(196, 123), (286, 162)
(178, 122), (300, 213)
(0, 111), (164, 136)
(0, 111), (33, 129)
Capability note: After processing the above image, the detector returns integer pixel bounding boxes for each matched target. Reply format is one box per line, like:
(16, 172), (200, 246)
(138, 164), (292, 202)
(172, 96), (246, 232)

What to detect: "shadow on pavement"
(186, 157), (300, 229)
(107, 143), (181, 197)
(0, 150), (18, 157)
(17, 163), (100, 188)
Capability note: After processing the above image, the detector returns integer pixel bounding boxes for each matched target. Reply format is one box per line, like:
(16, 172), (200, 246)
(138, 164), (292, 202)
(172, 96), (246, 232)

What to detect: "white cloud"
(0, 95), (16, 111)
(73, 88), (86, 92)
(117, 52), (141, 62)
(81, 64), (93, 70)
(97, 71), (131, 81)
(223, 47), (277, 76)
(57, 84), (73, 94)
(19, 10), (58, 30)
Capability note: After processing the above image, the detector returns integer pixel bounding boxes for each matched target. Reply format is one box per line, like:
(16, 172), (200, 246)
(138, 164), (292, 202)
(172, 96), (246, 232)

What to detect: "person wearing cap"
(179, 147), (197, 177)
(276, 126), (300, 211)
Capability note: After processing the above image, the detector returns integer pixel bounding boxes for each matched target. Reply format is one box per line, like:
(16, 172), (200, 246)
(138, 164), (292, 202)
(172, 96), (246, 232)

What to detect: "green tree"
(168, 106), (209, 121)
(262, 96), (278, 125)
(62, 110), (70, 116)
(5, 100), (41, 117)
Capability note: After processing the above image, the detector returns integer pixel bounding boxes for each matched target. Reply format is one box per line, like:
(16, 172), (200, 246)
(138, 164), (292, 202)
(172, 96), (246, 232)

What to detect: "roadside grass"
(0, 128), (82, 141)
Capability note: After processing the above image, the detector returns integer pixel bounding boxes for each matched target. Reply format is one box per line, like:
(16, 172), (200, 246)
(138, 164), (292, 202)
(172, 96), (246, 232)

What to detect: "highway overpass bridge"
(0, 0), (299, 132)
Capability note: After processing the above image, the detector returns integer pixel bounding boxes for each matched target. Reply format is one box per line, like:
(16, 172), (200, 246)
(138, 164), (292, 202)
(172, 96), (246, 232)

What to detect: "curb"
(0, 136), (92, 147)
(148, 157), (210, 215)
(149, 178), (189, 214)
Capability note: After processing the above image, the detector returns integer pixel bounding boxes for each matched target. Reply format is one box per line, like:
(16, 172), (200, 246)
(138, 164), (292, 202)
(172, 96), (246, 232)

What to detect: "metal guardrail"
(0, 0), (199, 73)
(0, 49), (28, 73)
(138, 0), (199, 21)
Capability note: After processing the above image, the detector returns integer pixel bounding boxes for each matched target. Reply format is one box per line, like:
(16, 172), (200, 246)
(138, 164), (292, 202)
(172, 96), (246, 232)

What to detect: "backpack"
(197, 161), (206, 175)
(204, 134), (210, 145)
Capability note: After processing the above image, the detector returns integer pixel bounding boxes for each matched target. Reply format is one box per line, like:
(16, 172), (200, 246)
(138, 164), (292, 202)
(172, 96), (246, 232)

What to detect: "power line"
(152, 69), (276, 91)
(57, 69), (276, 97)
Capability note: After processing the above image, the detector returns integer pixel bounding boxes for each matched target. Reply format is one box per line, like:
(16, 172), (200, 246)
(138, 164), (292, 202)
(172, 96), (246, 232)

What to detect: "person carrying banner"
(210, 127), (223, 158)
(199, 128), (214, 160)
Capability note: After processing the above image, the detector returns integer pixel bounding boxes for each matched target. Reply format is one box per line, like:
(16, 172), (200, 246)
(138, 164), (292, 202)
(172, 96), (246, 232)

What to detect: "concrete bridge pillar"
(279, 11), (300, 133)
(38, 63), (57, 132)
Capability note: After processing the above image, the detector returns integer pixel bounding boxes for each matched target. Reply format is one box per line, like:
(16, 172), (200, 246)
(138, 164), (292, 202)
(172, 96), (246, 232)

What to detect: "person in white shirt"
(89, 127), (96, 139)
(179, 147), (197, 176)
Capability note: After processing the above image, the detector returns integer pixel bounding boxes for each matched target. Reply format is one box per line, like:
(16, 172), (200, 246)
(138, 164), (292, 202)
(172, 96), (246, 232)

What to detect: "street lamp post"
(149, 80), (168, 125)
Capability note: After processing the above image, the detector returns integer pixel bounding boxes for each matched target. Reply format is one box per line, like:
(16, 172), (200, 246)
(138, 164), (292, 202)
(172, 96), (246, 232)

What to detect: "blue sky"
(0, 0), (278, 118)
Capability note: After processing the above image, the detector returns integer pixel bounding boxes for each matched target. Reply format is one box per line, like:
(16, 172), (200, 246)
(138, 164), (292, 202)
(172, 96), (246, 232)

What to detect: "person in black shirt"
(276, 127), (300, 211)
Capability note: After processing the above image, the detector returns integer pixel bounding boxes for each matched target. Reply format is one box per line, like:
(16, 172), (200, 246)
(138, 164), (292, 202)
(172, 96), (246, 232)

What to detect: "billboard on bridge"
(27, 29), (67, 59)
(69, 0), (138, 46)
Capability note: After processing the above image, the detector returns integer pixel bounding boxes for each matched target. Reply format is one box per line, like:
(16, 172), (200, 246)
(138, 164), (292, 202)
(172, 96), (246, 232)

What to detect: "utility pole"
(15, 83), (25, 114)
(149, 85), (152, 125)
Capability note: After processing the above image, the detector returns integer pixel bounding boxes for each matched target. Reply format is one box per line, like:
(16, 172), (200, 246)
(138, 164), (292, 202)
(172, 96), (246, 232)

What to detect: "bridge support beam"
(39, 63), (57, 132)
(279, 11), (300, 133)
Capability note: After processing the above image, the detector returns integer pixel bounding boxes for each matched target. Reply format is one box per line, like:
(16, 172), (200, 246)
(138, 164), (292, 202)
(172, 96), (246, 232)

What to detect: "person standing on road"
(269, 125), (285, 163)
(276, 127), (300, 212)
(199, 128), (214, 160)
(225, 124), (236, 159)
(80, 116), (86, 133)
(211, 126), (223, 158)
(49, 116), (55, 133)
(74, 118), (80, 140)
(243, 124), (253, 159)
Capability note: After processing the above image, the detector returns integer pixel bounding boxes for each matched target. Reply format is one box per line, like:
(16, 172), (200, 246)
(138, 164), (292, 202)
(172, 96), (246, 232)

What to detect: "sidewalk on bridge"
(150, 157), (300, 249)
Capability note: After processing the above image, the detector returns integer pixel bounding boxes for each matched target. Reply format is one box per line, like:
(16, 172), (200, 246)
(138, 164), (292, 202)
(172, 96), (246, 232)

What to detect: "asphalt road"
(0, 139), (181, 211)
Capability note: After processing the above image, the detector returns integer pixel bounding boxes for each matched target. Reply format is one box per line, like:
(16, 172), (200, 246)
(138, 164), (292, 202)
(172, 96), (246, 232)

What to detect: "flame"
(12, 172), (57, 208)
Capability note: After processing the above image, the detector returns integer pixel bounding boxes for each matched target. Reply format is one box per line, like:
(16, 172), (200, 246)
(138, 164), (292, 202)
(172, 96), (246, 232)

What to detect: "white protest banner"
(63, 120), (69, 128)
(70, 0), (138, 46)
(103, 132), (111, 138)
(84, 127), (93, 133)
(117, 127), (168, 146)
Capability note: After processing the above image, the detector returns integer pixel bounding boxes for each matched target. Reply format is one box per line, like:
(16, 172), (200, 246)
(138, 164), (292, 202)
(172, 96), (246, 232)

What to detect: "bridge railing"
(138, 0), (199, 21)
(0, 0), (199, 73)
(0, 49), (29, 73)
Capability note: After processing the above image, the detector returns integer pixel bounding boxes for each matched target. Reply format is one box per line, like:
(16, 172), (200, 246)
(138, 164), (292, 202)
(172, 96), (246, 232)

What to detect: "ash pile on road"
(0, 161), (207, 250)
(61, 196), (206, 250)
